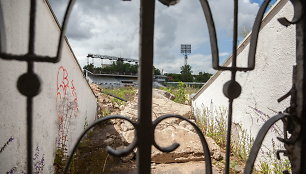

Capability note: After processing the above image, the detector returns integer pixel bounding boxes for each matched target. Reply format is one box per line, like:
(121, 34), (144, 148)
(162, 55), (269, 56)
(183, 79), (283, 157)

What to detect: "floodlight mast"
(180, 44), (191, 66)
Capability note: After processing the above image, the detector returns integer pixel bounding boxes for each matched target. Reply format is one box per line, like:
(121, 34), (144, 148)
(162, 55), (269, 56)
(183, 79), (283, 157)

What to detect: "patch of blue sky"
(251, 0), (278, 10)
(251, 0), (277, 5)
(192, 0), (278, 66)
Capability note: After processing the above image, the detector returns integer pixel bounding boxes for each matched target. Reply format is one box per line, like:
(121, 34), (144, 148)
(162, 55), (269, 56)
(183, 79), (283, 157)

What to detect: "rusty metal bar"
(137, 0), (155, 173)
(288, 1), (305, 173)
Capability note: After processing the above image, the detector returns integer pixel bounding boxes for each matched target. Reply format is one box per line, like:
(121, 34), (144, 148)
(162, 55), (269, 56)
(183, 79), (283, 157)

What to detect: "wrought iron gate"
(0, 0), (305, 173)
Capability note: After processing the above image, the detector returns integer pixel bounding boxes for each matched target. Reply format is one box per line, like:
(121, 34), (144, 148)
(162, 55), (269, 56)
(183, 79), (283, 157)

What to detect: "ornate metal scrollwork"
(199, 0), (301, 173)
(0, 0), (303, 173)
(243, 113), (289, 174)
(64, 114), (214, 174)
(0, 0), (75, 173)
(278, 0), (303, 27)
(64, 115), (138, 173)
(0, 0), (74, 62)
(153, 114), (213, 174)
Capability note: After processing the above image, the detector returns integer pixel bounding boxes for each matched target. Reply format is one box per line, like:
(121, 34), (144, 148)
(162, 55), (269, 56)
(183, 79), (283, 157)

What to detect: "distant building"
(85, 69), (138, 88)
(154, 75), (167, 82)
(85, 70), (168, 88)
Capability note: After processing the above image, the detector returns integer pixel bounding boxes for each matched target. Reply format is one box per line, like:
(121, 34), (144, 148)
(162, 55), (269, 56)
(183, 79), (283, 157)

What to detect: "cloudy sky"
(49, 0), (275, 74)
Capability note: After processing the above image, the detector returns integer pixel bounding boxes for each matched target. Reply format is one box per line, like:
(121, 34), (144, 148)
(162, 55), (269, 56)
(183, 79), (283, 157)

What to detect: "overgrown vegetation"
(195, 107), (228, 149)
(194, 107), (291, 173)
(100, 107), (111, 117)
(102, 87), (137, 105)
(161, 82), (199, 104)
(258, 149), (291, 174)
(54, 121), (135, 173)
(54, 148), (66, 174)
(83, 62), (163, 76)
(162, 82), (187, 104)
(165, 71), (212, 83)
(84, 62), (138, 75)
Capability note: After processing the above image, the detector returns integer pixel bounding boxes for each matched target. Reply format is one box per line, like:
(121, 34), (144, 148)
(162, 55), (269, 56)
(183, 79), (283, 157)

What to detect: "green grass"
(194, 107), (292, 173)
(161, 82), (199, 104)
(102, 87), (137, 105)
(195, 107), (228, 148)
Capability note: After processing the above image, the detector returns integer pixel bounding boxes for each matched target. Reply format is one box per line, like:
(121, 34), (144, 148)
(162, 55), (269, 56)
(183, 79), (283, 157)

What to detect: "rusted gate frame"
(0, 0), (304, 173)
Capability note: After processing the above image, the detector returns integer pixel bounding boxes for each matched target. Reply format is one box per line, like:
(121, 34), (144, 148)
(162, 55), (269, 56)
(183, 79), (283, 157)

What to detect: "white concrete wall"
(0, 0), (97, 173)
(192, 0), (295, 159)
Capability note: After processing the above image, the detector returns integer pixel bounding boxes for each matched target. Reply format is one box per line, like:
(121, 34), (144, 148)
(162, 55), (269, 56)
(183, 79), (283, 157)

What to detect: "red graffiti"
(56, 66), (79, 151)
(56, 66), (69, 100)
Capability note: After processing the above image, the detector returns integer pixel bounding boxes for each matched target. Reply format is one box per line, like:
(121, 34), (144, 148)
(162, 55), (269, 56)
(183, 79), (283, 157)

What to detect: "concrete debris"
(90, 84), (223, 165)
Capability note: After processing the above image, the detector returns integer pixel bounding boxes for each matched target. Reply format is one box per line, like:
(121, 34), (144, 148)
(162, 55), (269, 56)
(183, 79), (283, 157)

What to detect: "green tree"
(194, 72), (212, 82)
(84, 61), (138, 75)
(180, 64), (193, 82)
(83, 63), (94, 72)
(153, 66), (161, 75)
(165, 73), (182, 82)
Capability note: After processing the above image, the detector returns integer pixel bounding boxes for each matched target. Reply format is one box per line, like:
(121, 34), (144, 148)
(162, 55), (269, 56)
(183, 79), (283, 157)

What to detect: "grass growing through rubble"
(161, 82), (199, 104)
(194, 107), (291, 173)
(102, 87), (137, 105)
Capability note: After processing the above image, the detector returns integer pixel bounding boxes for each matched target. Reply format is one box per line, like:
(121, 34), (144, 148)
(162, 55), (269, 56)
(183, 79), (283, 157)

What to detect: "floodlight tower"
(181, 44), (191, 66)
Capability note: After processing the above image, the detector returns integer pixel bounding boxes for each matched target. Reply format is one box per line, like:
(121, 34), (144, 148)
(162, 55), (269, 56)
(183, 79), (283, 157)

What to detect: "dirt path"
(67, 85), (224, 173)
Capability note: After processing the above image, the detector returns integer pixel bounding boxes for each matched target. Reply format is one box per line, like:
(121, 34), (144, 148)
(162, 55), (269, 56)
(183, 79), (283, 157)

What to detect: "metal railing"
(0, 0), (305, 173)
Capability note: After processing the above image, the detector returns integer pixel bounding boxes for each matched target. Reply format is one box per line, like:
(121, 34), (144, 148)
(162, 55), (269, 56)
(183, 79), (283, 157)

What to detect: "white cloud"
(49, 0), (259, 73)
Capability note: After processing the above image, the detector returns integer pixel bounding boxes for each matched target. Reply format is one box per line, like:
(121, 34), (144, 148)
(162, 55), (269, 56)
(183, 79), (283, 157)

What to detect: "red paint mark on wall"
(56, 66), (79, 151)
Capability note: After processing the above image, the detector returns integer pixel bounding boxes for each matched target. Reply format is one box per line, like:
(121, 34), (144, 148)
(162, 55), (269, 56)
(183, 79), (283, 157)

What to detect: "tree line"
(83, 62), (212, 83)
(165, 64), (212, 82)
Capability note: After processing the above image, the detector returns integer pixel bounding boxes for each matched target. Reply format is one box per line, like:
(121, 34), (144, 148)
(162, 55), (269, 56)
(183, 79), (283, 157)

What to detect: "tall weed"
(194, 106), (291, 173)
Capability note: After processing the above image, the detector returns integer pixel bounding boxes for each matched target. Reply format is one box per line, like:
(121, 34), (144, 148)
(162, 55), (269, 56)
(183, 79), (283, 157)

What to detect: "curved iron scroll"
(63, 115), (137, 173)
(0, 0), (75, 62)
(152, 114), (213, 174)
(0, 0), (301, 173)
(243, 113), (288, 174)
(199, 0), (298, 173)
(199, 0), (274, 71)
(0, 1), (75, 173)
(278, 0), (303, 27)
(64, 114), (213, 174)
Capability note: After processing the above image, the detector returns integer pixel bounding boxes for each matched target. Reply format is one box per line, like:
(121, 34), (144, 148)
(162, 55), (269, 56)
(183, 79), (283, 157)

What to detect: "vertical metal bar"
(232, 0), (238, 70)
(225, 1), (238, 173)
(137, 0), (155, 173)
(290, 2), (306, 173)
(26, 97), (33, 174)
(26, 62), (34, 174)
(28, 0), (36, 55)
(225, 101), (233, 174)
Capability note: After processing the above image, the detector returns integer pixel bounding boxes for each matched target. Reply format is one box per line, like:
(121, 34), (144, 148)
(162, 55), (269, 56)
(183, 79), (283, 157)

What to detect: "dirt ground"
(67, 85), (227, 173)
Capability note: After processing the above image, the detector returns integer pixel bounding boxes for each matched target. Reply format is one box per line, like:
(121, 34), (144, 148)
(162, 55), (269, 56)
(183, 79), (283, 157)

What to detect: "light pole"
(181, 44), (191, 66)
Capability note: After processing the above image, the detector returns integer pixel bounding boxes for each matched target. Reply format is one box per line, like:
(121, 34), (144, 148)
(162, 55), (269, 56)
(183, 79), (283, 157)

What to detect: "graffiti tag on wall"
(56, 66), (79, 152)
(0, 136), (14, 153)
(1, 137), (45, 174)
